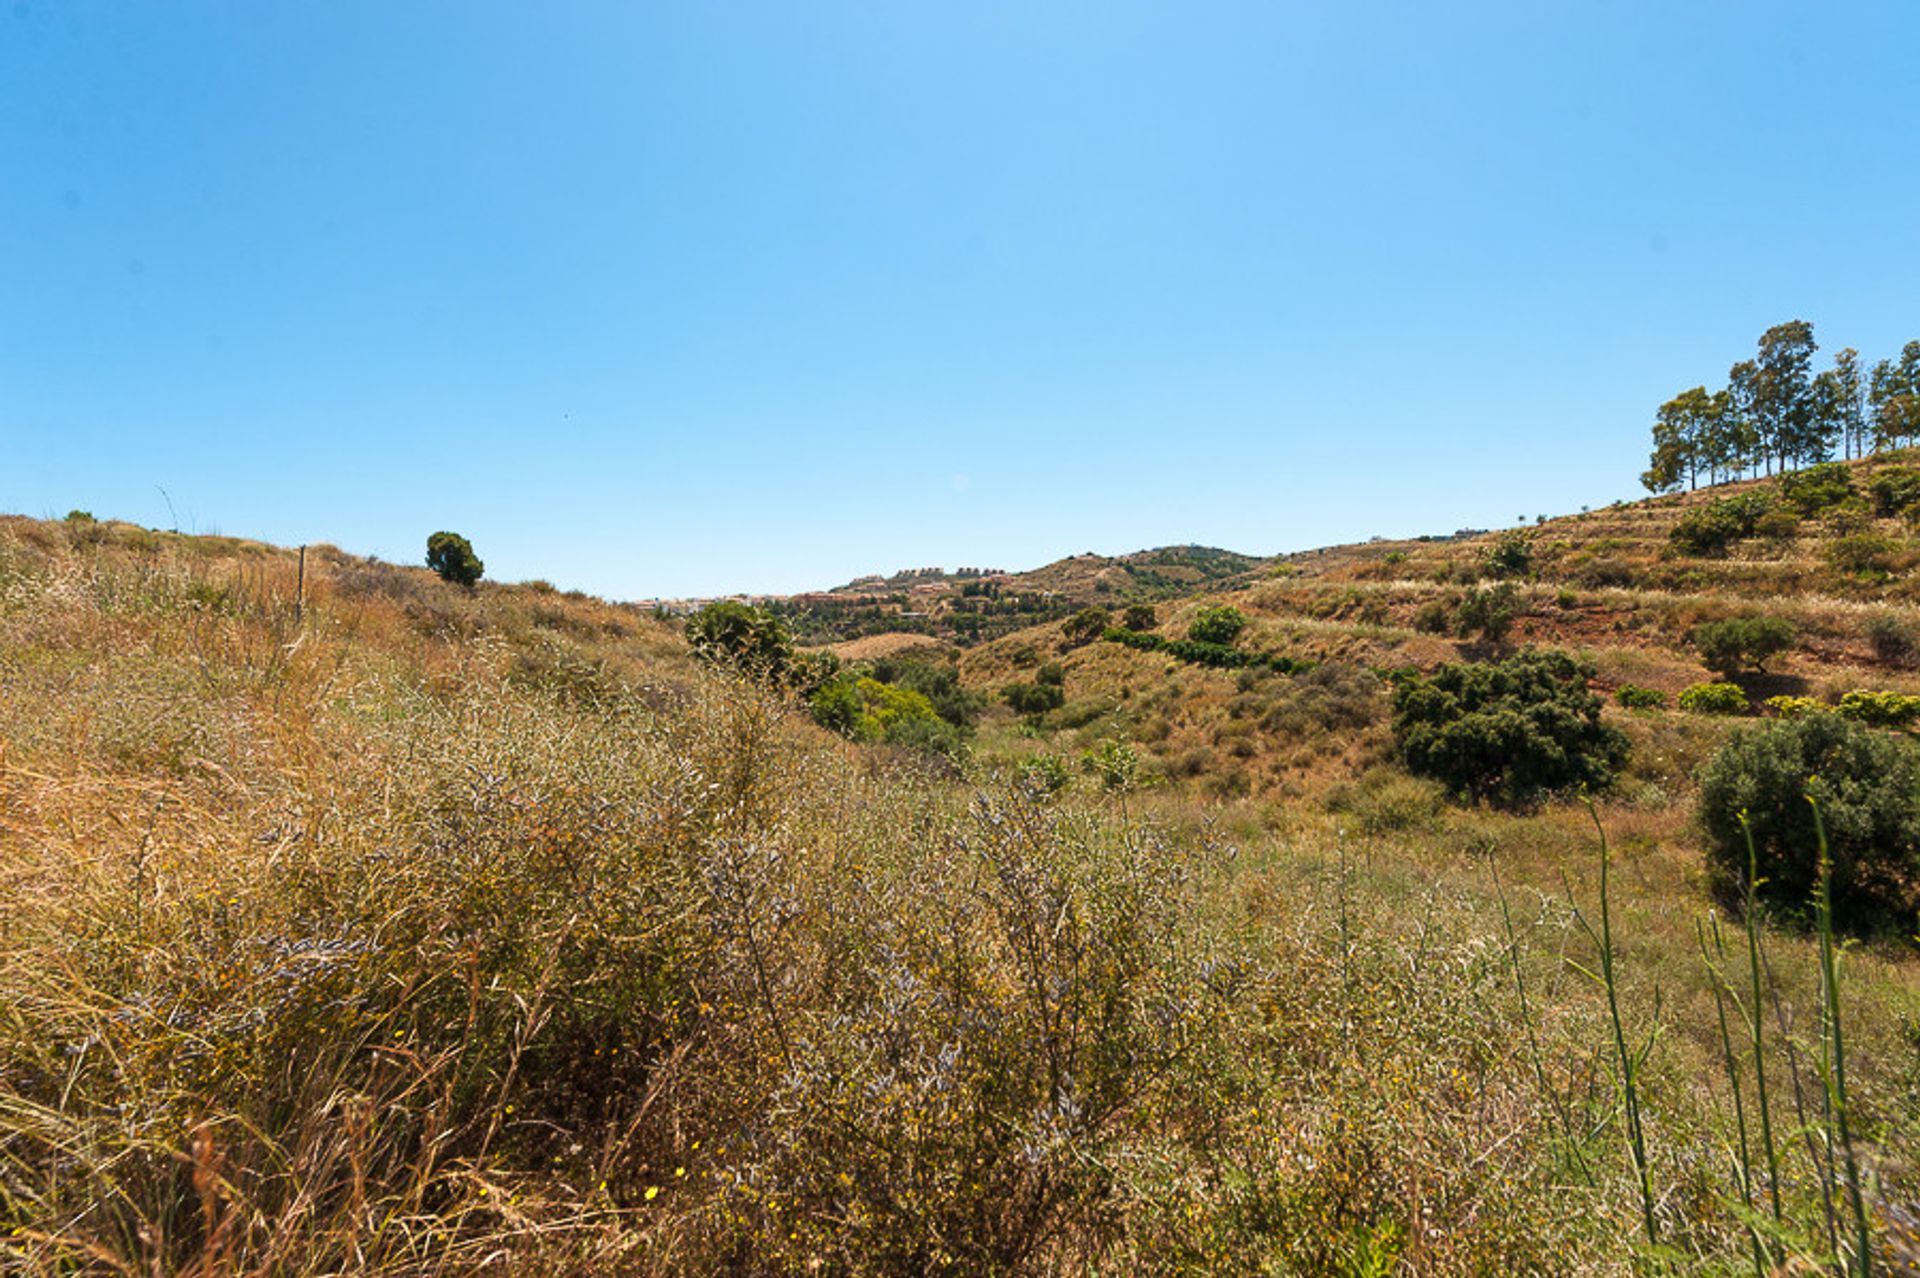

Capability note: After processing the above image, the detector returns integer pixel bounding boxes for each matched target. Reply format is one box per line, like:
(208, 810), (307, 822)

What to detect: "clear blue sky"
(6, 3), (1918, 598)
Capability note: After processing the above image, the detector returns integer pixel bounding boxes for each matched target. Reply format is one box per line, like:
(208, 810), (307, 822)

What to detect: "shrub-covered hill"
(770, 544), (1268, 647)
(949, 452), (1920, 804)
(6, 507), (1920, 1275)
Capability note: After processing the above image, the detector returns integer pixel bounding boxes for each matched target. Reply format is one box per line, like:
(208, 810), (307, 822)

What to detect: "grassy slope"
(956, 453), (1920, 802)
(4, 493), (1920, 1274)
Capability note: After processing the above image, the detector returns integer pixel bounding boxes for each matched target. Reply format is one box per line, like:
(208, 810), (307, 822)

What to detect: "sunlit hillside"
(5, 494), (1920, 1274)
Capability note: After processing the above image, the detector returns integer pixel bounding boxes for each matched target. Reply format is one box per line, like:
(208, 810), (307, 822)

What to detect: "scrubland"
(4, 510), (1919, 1275)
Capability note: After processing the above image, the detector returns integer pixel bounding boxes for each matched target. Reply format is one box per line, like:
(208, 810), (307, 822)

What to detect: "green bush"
(1454, 583), (1521, 644)
(1753, 507), (1802, 542)
(1104, 626), (1166, 653)
(1036, 662), (1066, 688)
(1082, 738), (1141, 792)
(1868, 466), (1920, 517)
(1390, 649), (1628, 806)
(1693, 615), (1795, 676)
(1827, 534), (1900, 578)
(1763, 695), (1826, 718)
(1669, 493), (1774, 557)
(1698, 713), (1920, 931)
(1777, 461), (1854, 515)
(1411, 599), (1452, 634)
(1479, 531), (1533, 579)
(1615, 685), (1667, 710)
(1013, 752), (1073, 795)
(687, 601), (793, 676)
(1004, 680), (1067, 716)
(425, 530), (485, 587)
(1121, 603), (1158, 631)
(1835, 689), (1920, 728)
(1865, 613), (1920, 668)
(870, 656), (985, 729)
(1188, 605), (1248, 645)
(1678, 682), (1749, 715)
(1062, 606), (1111, 646)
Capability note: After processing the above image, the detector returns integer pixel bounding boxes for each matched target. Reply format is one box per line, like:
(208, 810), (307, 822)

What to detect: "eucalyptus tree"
(1753, 320), (1822, 469)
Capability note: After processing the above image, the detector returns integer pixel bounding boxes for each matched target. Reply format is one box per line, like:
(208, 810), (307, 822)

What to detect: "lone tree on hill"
(426, 531), (484, 587)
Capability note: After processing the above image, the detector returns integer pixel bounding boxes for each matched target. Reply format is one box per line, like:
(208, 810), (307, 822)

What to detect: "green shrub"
(1777, 461), (1854, 515)
(1763, 695), (1826, 718)
(1827, 533), (1899, 578)
(1082, 738), (1141, 792)
(1669, 493), (1773, 557)
(687, 601), (793, 676)
(809, 675), (952, 748)
(1479, 531), (1534, 579)
(1753, 507), (1802, 542)
(871, 655), (986, 729)
(425, 530), (485, 587)
(1615, 685), (1667, 710)
(1869, 466), (1920, 517)
(1865, 613), (1920, 668)
(1678, 682), (1749, 715)
(1693, 615), (1795, 676)
(1004, 680), (1067, 716)
(1036, 662), (1066, 688)
(1698, 714), (1920, 930)
(1121, 603), (1158, 631)
(1013, 752), (1073, 795)
(1390, 649), (1628, 806)
(1104, 626), (1166, 653)
(1835, 689), (1920, 728)
(1411, 599), (1452, 634)
(1454, 582), (1521, 644)
(1188, 605), (1248, 645)
(1062, 606), (1111, 646)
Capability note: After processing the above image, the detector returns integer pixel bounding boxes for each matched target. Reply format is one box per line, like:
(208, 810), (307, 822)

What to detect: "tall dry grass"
(1, 518), (1916, 1274)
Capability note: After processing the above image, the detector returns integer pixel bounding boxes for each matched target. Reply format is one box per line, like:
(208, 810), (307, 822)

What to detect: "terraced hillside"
(949, 454), (1920, 803)
(772, 544), (1268, 646)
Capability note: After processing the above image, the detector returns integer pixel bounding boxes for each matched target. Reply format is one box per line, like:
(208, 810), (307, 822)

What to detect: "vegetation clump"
(1188, 604), (1248, 645)
(1698, 713), (1920, 930)
(1062, 605), (1111, 646)
(1678, 682), (1750, 715)
(1827, 533), (1900, 578)
(1834, 689), (1920, 729)
(1692, 615), (1795, 676)
(1615, 684), (1667, 710)
(686, 601), (793, 676)
(1669, 493), (1775, 557)
(1777, 461), (1855, 515)
(1865, 612), (1920, 668)
(1390, 649), (1628, 806)
(426, 529), (485, 586)
(1479, 530), (1533, 579)
(1453, 582), (1521, 644)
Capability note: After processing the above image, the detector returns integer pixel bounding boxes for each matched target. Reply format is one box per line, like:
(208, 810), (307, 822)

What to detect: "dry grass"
(3, 516), (1919, 1274)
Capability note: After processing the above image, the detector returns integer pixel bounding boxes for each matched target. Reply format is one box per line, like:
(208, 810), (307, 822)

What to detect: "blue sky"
(6, 2), (1918, 598)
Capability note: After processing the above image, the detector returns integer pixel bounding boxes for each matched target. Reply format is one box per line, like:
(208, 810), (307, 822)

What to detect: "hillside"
(947, 454), (1920, 803)
(5, 485), (1920, 1275)
(771, 544), (1268, 647)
